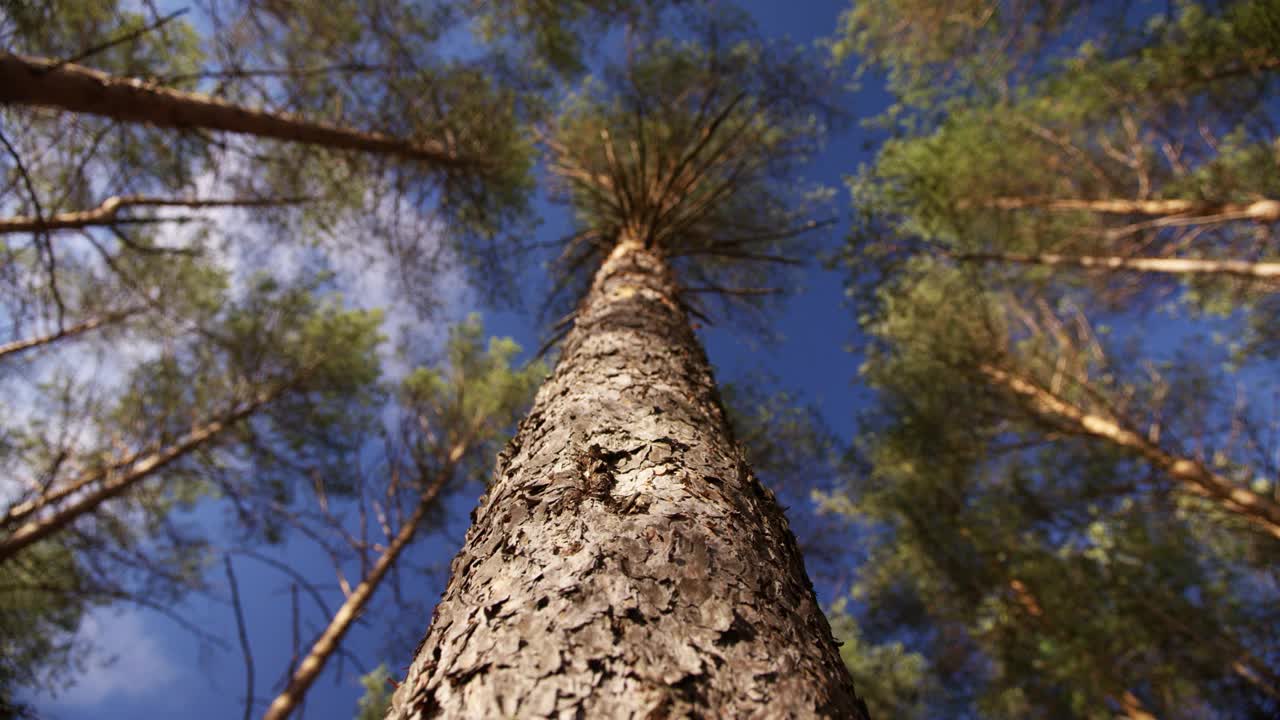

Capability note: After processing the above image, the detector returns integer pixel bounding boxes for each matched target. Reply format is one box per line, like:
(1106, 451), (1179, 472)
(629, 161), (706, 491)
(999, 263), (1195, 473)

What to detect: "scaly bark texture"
(390, 237), (865, 719)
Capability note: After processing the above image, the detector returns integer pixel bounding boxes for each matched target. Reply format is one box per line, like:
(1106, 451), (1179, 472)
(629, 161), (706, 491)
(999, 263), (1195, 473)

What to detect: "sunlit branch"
(0, 195), (312, 234)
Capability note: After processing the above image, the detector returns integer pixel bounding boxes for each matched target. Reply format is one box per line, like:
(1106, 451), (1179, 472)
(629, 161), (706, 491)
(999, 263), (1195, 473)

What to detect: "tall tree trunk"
(966, 196), (1280, 222)
(951, 251), (1280, 280)
(263, 448), (460, 720)
(979, 364), (1280, 540)
(0, 53), (472, 168)
(0, 195), (309, 234)
(389, 235), (865, 718)
(0, 306), (143, 361)
(0, 382), (290, 562)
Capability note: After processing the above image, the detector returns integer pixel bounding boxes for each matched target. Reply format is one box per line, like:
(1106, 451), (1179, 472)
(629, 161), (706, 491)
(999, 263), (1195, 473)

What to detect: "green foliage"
(401, 314), (545, 482)
(837, 248), (1280, 714)
(0, 269), (387, 699)
(1, 0), (211, 205)
(544, 13), (836, 323)
(354, 664), (393, 720)
(551, 27), (828, 245)
(843, 0), (1280, 318)
(0, 0), (552, 710)
(827, 599), (930, 720)
(109, 273), (384, 452)
(1, 0), (540, 315)
(189, 0), (538, 248)
(3, 0), (204, 78)
(0, 540), (88, 701)
(161, 275), (384, 538)
(469, 0), (675, 79)
(830, 0), (1097, 111)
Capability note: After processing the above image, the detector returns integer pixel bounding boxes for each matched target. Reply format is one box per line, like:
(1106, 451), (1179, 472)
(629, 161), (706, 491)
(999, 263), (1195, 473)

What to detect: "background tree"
(0, 0), (696, 711)
(826, 263), (1280, 716)
(1, 0), (537, 328)
(829, 0), (1280, 715)
(0, 271), (383, 703)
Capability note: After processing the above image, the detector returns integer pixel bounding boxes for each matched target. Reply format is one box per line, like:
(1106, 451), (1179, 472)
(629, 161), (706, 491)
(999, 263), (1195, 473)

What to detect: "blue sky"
(21, 3), (891, 720)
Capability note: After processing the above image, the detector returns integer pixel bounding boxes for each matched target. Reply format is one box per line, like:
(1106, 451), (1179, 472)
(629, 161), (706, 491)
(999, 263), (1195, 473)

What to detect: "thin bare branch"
(224, 556), (256, 720)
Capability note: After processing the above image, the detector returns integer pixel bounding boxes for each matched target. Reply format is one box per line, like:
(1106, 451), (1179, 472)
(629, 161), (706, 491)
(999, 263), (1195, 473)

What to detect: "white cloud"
(49, 609), (179, 707)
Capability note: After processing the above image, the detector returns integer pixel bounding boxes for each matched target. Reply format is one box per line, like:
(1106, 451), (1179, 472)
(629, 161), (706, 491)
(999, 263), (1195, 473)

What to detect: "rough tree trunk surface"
(390, 237), (865, 719)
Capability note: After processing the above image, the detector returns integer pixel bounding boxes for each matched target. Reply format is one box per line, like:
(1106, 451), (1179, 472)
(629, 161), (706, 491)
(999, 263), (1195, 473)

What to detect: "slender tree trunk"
(979, 364), (1280, 540)
(966, 196), (1280, 222)
(2, 438), (155, 529)
(1231, 660), (1280, 701)
(1117, 691), (1159, 720)
(951, 251), (1280, 280)
(0, 53), (473, 168)
(0, 382), (290, 562)
(263, 449), (460, 720)
(389, 235), (864, 718)
(0, 195), (309, 234)
(0, 306), (143, 360)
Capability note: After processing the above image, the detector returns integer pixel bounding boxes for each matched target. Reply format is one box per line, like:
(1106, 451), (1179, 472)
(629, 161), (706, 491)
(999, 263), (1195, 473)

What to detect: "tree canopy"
(830, 0), (1280, 716)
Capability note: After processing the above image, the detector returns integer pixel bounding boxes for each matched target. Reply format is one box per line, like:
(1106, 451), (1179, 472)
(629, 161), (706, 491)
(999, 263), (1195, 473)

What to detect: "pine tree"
(0, 271), (384, 704)
(388, 18), (866, 718)
(835, 262), (1280, 715)
(831, 0), (1280, 715)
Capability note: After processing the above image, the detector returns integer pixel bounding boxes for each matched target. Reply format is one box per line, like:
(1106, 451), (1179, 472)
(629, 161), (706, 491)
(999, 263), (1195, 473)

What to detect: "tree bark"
(0, 53), (473, 168)
(0, 306), (144, 360)
(951, 251), (1280, 280)
(389, 235), (865, 718)
(0, 195), (309, 234)
(979, 364), (1280, 541)
(966, 196), (1280, 222)
(263, 448), (460, 720)
(0, 382), (290, 562)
